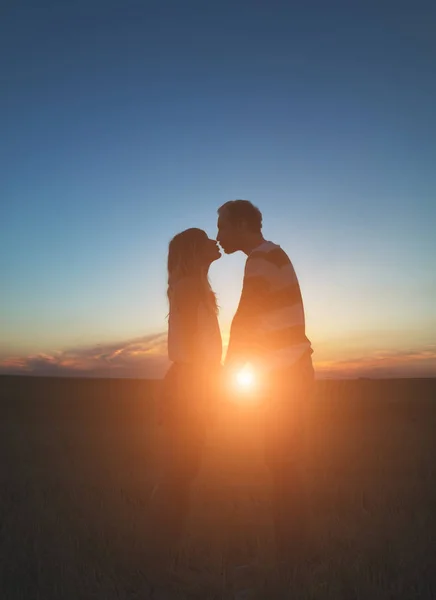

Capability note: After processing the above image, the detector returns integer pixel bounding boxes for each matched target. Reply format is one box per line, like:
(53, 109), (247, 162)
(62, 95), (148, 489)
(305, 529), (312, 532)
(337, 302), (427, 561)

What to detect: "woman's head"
(167, 228), (220, 279)
(167, 228), (220, 311)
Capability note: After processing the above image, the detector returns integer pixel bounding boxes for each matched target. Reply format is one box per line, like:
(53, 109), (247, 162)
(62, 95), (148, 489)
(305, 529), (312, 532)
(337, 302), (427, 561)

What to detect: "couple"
(149, 200), (314, 591)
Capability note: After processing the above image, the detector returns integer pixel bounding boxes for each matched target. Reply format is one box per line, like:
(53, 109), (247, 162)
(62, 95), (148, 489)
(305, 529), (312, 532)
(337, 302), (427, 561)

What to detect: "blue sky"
(1, 0), (435, 377)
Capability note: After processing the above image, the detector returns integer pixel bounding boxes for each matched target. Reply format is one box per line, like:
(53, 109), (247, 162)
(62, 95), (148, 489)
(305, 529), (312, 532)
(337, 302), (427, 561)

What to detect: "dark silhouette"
(217, 199), (314, 582)
(145, 228), (223, 593)
(146, 205), (315, 596)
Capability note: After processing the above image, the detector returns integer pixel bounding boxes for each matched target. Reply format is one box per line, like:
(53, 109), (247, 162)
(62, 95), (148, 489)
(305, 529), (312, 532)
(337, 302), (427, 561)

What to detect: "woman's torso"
(167, 277), (222, 367)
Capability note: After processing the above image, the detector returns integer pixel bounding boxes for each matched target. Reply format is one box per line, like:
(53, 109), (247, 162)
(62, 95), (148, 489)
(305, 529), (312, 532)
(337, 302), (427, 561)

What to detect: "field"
(1, 376), (435, 599)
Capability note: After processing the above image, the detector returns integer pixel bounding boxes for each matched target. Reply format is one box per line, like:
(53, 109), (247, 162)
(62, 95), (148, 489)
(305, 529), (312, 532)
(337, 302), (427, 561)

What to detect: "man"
(217, 199), (314, 577)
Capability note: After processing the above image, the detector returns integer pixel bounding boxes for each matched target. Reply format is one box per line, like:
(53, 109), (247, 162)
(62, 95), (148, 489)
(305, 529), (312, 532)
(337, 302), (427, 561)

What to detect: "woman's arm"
(171, 278), (202, 362)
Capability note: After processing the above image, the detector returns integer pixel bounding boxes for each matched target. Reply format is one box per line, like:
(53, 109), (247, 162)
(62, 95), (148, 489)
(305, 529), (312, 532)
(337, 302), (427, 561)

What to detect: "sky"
(1, 0), (435, 379)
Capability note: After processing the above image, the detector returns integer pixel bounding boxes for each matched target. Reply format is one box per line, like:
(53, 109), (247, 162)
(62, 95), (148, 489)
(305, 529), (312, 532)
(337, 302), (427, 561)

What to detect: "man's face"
(216, 209), (242, 254)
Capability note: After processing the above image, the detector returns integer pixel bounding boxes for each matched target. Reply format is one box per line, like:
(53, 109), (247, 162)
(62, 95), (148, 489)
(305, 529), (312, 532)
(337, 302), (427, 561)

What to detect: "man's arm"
(225, 257), (272, 367)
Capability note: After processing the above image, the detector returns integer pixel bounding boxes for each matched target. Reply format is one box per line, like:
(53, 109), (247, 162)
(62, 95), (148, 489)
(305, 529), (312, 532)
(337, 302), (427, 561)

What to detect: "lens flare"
(235, 364), (255, 390)
(236, 369), (254, 387)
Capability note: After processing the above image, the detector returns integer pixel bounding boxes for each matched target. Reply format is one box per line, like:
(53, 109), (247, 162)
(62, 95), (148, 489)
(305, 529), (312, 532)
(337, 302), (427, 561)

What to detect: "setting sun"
(237, 369), (254, 387)
(235, 365), (255, 390)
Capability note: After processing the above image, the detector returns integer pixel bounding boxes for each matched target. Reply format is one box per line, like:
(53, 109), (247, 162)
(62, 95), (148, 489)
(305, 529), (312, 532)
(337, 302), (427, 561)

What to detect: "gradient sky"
(1, 0), (435, 378)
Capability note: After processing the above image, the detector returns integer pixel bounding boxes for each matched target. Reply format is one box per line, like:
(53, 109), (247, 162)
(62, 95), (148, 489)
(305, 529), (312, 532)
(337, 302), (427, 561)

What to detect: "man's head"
(217, 200), (263, 254)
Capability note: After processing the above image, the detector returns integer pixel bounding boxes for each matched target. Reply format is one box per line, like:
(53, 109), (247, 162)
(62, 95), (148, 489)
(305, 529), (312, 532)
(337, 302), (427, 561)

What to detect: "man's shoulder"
(247, 241), (291, 269)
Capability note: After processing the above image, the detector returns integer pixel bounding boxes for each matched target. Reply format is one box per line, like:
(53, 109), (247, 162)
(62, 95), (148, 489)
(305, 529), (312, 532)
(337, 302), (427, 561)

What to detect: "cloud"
(314, 345), (436, 379)
(0, 333), (170, 379)
(1, 338), (435, 380)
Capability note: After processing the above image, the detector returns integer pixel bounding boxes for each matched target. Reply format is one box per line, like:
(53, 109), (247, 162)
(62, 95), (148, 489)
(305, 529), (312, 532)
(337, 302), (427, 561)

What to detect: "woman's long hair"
(167, 228), (218, 314)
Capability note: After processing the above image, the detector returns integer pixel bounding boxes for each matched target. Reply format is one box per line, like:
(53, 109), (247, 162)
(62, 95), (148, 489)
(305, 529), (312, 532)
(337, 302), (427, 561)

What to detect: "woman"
(147, 228), (222, 583)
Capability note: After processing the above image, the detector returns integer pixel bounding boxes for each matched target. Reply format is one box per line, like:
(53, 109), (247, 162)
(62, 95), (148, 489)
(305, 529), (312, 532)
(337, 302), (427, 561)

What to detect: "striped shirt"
(226, 241), (312, 373)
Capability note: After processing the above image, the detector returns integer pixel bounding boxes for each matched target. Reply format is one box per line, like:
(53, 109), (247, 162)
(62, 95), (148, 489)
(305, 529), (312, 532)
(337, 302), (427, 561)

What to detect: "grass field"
(1, 376), (435, 599)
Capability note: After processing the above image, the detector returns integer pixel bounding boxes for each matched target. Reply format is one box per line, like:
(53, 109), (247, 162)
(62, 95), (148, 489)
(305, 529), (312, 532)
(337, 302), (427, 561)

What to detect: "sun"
(236, 369), (254, 387)
(235, 364), (256, 390)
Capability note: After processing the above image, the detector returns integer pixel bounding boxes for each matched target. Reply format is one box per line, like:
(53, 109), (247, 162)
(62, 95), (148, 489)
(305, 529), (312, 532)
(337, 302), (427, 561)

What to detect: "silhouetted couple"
(148, 200), (314, 595)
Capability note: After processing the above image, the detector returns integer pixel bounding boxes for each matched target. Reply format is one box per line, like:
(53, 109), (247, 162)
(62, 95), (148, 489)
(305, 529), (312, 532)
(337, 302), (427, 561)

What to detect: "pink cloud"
(314, 345), (436, 379)
(1, 338), (435, 380)
(0, 333), (170, 379)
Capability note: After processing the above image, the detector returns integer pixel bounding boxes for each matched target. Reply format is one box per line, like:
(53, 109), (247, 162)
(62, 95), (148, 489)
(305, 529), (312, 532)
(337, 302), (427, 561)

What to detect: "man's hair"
(218, 199), (263, 233)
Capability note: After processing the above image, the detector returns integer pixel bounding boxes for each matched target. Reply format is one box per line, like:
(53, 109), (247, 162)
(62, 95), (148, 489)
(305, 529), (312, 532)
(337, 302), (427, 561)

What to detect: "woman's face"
(199, 231), (221, 265)
(169, 229), (221, 272)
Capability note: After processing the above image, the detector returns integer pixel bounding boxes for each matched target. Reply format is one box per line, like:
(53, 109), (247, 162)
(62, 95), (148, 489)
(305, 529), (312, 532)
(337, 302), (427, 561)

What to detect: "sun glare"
(236, 365), (255, 389)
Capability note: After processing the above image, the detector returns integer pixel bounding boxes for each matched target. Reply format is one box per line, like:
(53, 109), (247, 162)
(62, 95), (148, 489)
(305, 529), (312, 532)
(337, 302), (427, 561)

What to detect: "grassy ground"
(0, 376), (435, 599)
